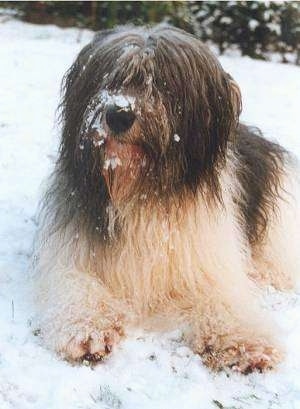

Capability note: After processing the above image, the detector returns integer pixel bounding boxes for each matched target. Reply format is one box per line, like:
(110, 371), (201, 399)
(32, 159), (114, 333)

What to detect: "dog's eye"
(105, 104), (135, 134)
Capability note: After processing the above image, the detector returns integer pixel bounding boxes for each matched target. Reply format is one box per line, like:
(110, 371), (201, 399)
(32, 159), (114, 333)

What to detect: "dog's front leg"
(33, 231), (125, 362)
(184, 194), (282, 373)
(188, 283), (282, 373)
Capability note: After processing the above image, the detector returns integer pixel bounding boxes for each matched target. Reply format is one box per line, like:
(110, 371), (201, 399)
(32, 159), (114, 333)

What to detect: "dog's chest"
(99, 200), (220, 311)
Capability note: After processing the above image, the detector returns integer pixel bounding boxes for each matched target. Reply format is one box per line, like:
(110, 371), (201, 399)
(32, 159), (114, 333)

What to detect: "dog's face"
(59, 25), (241, 236)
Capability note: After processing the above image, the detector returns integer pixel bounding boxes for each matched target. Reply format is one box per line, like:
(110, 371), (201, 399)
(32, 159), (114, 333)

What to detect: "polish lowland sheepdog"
(33, 25), (300, 374)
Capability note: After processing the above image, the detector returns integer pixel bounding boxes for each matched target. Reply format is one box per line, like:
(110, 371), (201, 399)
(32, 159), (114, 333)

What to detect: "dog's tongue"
(104, 138), (143, 167)
(102, 138), (144, 203)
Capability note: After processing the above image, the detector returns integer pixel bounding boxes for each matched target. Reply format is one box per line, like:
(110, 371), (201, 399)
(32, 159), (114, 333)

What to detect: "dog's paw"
(200, 341), (282, 374)
(56, 324), (124, 363)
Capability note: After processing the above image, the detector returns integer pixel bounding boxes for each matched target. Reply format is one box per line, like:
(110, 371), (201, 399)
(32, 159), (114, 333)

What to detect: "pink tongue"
(105, 138), (143, 164)
(103, 138), (145, 202)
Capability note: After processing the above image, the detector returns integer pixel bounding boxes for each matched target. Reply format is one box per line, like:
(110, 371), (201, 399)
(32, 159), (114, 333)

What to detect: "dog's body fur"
(33, 25), (300, 373)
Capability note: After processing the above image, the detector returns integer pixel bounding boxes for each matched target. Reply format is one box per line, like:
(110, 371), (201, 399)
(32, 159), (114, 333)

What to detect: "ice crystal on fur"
(104, 157), (122, 170)
(111, 94), (135, 111)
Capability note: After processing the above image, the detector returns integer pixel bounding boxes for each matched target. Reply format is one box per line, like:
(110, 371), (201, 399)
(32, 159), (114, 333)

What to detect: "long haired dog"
(34, 25), (300, 373)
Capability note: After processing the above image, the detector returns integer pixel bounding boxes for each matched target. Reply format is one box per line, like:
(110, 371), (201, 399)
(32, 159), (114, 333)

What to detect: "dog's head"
(59, 25), (241, 236)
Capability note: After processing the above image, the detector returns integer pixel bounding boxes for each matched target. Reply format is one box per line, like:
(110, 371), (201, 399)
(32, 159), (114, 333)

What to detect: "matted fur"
(33, 24), (300, 373)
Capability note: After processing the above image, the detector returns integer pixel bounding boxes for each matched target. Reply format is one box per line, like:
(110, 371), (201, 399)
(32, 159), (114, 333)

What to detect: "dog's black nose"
(105, 104), (135, 134)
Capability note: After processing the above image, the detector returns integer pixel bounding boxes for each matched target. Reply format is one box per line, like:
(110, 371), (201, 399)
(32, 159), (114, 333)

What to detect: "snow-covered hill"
(1, 18), (300, 409)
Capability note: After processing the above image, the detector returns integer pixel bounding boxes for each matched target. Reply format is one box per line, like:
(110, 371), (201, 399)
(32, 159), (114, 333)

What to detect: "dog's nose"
(105, 104), (135, 134)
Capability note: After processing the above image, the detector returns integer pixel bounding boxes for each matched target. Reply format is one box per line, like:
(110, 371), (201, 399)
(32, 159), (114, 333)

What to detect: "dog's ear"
(226, 73), (242, 135)
(178, 64), (242, 196)
(57, 32), (114, 242)
(59, 27), (120, 150)
(60, 28), (118, 109)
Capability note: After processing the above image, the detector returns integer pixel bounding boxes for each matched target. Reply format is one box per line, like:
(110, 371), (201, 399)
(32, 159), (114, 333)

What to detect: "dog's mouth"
(102, 137), (146, 204)
(81, 91), (151, 204)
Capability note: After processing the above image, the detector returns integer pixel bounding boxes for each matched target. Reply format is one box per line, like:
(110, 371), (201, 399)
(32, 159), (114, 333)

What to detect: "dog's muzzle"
(105, 104), (135, 135)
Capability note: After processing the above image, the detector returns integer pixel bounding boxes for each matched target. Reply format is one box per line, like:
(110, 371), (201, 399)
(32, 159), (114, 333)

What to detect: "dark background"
(1, 1), (300, 64)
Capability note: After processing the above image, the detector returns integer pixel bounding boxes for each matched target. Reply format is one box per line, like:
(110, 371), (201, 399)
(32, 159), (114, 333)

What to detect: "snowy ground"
(1, 18), (300, 409)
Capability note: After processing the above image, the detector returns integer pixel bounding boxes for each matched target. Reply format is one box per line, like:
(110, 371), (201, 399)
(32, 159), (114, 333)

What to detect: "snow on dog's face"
(79, 90), (145, 204)
(59, 25), (241, 237)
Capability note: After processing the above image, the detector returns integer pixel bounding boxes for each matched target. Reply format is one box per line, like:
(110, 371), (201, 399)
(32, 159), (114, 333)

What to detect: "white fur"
(252, 161), (300, 290)
(32, 153), (298, 370)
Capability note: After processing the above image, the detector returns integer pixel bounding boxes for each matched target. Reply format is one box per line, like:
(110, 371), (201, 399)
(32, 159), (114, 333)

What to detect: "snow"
(104, 157), (122, 170)
(112, 94), (135, 111)
(249, 19), (259, 31)
(220, 16), (233, 25)
(81, 91), (135, 141)
(93, 139), (105, 148)
(1, 18), (300, 409)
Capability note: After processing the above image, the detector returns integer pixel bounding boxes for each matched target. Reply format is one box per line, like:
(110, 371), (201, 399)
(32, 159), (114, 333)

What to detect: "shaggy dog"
(33, 24), (300, 374)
